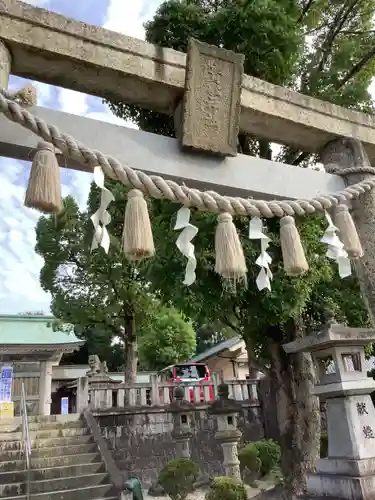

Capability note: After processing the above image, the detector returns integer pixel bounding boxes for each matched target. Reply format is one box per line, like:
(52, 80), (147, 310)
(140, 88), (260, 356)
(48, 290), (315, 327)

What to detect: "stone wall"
(95, 404), (264, 487)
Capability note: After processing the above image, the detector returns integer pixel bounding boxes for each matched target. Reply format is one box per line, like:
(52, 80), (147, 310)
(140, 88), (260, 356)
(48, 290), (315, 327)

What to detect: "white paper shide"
(174, 207), (198, 286)
(321, 211), (351, 278)
(90, 166), (115, 254)
(249, 217), (273, 291)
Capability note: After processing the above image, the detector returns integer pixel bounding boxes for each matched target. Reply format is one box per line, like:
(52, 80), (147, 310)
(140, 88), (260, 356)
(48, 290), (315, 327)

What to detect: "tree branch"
(222, 315), (242, 335)
(291, 151), (310, 166)
(315, 0), (361, 73)
(336, 45), (375, 88)
(298, 0), (315, 23)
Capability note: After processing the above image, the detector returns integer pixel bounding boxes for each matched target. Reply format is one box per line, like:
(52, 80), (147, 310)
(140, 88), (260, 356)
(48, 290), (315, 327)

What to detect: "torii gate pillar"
(321, 139), (375, 325)
(0, 41), (10, 88)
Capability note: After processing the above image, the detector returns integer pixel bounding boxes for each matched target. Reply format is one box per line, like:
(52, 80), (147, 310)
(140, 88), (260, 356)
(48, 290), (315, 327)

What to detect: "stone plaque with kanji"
(181, 38), (244, 157)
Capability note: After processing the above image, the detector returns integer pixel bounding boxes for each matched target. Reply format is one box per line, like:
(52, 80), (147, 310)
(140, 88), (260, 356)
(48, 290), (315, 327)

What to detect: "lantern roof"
(283, 318), (375, 355)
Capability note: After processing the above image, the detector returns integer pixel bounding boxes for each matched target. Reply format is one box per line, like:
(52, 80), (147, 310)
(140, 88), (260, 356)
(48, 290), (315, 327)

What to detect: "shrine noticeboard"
(0, 365), (13, 402)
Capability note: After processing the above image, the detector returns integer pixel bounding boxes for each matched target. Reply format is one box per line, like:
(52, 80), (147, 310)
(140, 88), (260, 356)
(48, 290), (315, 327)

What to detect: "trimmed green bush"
(239, 439), (281, 477)
(253, 439), (281, 476)
(238, 443), (261, 474)
(320, 432), (328, 458)
(158, 458), (199, 500)
(205, 476), (248, 500)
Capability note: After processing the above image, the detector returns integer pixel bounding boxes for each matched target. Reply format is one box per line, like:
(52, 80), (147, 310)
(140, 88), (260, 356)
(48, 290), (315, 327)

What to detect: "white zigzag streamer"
(90, 166), (115, 254)
(249, 217), (273, 291)
(174, 207), (198, 286)
(321, 211), (351, 278)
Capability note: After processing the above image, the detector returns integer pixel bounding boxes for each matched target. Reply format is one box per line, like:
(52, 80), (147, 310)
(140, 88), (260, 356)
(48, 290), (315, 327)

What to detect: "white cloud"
(103, 0), (161, 39)
(0, 0), (164, 314)
(0, 159), (51, 312)
(58, 88), (89, 116)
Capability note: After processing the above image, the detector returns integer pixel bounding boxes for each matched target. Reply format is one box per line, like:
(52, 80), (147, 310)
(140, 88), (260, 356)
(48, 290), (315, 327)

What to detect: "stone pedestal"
(284, 313), (375, 500)
(169, 387), (194, 459)
(209, 383), (242, 480)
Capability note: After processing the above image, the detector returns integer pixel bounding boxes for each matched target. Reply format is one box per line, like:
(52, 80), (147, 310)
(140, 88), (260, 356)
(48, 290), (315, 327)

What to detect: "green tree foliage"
(105, 0), (375, 492)
(138, 305), (196, 370)
(35, 188), (196, 379)
(195, 321), (236, 355)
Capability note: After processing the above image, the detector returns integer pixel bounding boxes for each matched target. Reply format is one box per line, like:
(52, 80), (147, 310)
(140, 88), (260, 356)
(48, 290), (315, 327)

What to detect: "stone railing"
(87, 377), (259, 410)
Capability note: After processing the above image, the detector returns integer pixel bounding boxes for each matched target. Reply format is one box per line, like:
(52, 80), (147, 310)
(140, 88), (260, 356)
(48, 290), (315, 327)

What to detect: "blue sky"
(0, 0), (163, 314)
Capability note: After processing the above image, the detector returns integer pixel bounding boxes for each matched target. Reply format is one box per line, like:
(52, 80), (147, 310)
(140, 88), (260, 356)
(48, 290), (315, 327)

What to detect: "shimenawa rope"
(1, 86), (375, 219)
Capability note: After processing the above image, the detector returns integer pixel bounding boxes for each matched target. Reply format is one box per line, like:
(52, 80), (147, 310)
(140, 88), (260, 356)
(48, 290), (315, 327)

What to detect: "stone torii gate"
(1, 1), (375, 318)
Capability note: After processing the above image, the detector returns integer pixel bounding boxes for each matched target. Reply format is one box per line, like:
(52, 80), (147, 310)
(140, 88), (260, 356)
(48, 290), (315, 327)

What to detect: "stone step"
(0, 462), (105, 484)
(32, 473), (109, 494)
(0, 453), (102, 472)
(2, 484), (115, 500)
(0, 420), (85, 434)
(0, 415), (81, 428)
(0, 473), (110, 497)
(32, 443), (97, 459)
(0, 435), (93, 453)
(0, 427), (89, 442)
(0, 443), (97, 462)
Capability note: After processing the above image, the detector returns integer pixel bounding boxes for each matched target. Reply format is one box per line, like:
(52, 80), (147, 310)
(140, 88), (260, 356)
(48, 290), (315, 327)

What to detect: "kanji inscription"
(182, 38), (244, 157)
(363, 425), (375, 439)
(357, 402), (368, 415)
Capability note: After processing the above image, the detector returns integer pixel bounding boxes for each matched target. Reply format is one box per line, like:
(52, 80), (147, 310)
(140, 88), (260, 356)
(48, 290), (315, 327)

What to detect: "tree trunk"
(269, 339), (320, 496)
(124, 313), (138, 398)
(245, 338), (260, 379)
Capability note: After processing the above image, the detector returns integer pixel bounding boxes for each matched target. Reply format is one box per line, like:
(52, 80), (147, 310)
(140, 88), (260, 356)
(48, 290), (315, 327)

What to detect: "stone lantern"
(168, 386), (194, 459)
(283, 313), (375, 500)
(209, 382), (242, 480)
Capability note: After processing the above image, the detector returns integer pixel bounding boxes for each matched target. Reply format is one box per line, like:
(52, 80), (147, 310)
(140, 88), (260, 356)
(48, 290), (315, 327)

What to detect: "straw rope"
(1, 86), (375, 218)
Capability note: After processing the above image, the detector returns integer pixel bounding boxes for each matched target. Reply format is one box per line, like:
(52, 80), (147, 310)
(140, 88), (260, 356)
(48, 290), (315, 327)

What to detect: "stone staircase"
(0, 414), (119, 500)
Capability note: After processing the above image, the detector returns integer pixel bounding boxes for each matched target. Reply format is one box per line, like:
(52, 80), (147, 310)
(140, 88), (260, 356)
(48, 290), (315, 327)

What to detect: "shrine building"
(0, 314), (83, 417)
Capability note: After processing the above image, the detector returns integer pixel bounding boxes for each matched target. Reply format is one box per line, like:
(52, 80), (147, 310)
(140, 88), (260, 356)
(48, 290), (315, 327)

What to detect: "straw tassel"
(13, 84), (37, 108)
(24, 141), (62, 214)
(122, 189), (155, 261)
(215, 213), (247, 284)
(280, 216), (309, 276)
(333, 205), (363, 259)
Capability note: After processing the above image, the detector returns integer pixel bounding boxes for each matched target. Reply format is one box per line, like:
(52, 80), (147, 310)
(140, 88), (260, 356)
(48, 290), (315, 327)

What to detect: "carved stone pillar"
(0, 41), (11, 88)
(320, 138), (375, 324)
(39, 360), (52, 416)
(76, 376), (89, 413)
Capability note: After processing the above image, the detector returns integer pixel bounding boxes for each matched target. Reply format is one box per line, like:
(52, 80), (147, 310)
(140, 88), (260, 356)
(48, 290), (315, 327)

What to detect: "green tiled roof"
(0, 315), (82, 345)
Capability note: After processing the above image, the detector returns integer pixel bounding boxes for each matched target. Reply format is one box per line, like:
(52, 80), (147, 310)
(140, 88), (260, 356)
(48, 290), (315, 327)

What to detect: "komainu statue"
(87, 354), (101, 376)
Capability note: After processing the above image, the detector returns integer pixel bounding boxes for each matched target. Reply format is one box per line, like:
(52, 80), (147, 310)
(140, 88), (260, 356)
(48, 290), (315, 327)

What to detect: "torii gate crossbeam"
(0, 105), (345, 201)
(1, 0), (375, 162)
